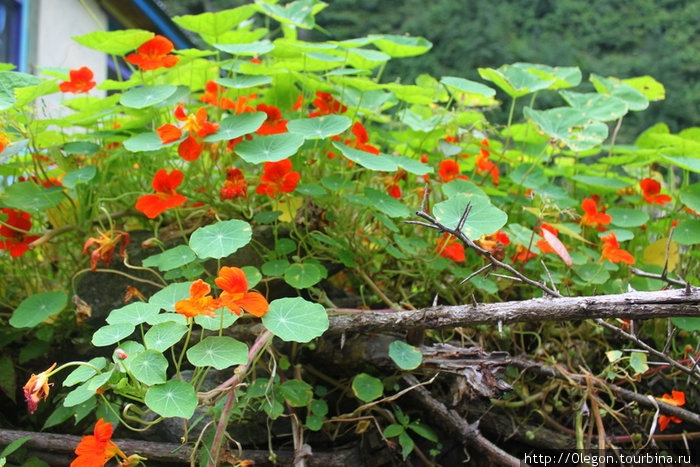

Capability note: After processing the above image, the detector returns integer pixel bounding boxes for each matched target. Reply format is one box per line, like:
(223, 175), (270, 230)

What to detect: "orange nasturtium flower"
(256, 159), (301, 198)
(436, 233), (465, 262)
(220, 168), (248, 200)
(199, 80), (237, 109)
(157, 104), (219, 161)
(255, 103), (288, 135)
(125, 35), (179, 71)
(438, 159), (468, 183)
(0, 208), (40, 257)
(536, 223), (559, 254)
(309, 91), (347, 117)
(579, 197), (612, 230)
(510, 244), (537, 263)
(59, 66), (96, 94)
(82, 229), (130, 272)
(23, 363), (56, 414)
(135, 169), (187, 219)
(215, 266), (269, 317)
(640, 178), (672, 206)
(175, 279), (220, 319)
(656, 391), (686, 431)
(72, 418), (127, 467)
(475, 139), (499, 185)
(600, 232), (634, 264)
(0, 133), (9, 152)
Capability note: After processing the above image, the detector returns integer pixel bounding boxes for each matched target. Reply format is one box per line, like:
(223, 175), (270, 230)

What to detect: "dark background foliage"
(159, 0), (699, 137)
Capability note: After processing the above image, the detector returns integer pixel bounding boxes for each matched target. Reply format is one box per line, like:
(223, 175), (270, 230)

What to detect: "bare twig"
(629, 266), (689, 289)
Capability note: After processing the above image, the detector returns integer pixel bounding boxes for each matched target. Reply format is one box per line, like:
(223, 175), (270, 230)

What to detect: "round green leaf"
(149, 282), (193, 312)
(215, 76), (273, 89)
(478, 65), (554, 98)
(119, 341), (145, 373)
(679, 183), (700, 212)
(235, 134), (305, 164)
(590, 74), (649, 111)
(124, 132), (177, 152)
(10, 292), (67, 328)
(72, 30), (154, 55)
(287, 115), (351, 139)
(189, 220), (252, 259)
(214, 41), (275, 55)
(351, 373), (383, 402)
(91, 323), (135, 347)
(279, 380), (313, 407)
(63, 141), (101, 155)
(262, 259), (290, 276)
(194, 307), (239, 330)
(2, 182), (64, 211)
(440, 76), (495, 98)
(202, 112), (266, 142)
(144, 321), (188, 352)
(388, 341), (423, 370)
(62, 166), (97, 188)
(672, 317), (700, 332)
(142, 245), (197, 271)
(145, 380), (198, 419)
(173, 6), (257, 36)
(433, 194), (508, 237)
(574, 263), (610, 284)
(364, 187), (410, 218)
(106, 302), (160, 325)
(130, 350), (168, 385)
(187, 336), (248, 370)
(331, 142), (398, 171)
(120, 85), (177, 109)
(560, 91), (628, 122)
(284, 263), (325, 289)
(241, 266), (262, 288)
(63, 357), (107, 387)
(262, 297), (329, 343)
(524, 106), (609, 152)
(608, 208), (649, 228)
(674, 219), (700, 245)
(368, 34), (432, 57)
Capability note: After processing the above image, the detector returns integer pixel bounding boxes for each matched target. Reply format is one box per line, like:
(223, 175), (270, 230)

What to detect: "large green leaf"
(559, 91), (629, 122)
(142, 245), (197, 271)
(2, 182), (64, 211)
(363, 187), (410, 218)
(235, 134), (305, 163)
(608, 208), (649, 228)
(149, 282), (192, 312)
(106, 302), (160, 326)
(674, 219), (700, 245)
(660, 155), (700, 173)
(368, 34), (432, 57)
(214, 76), (273, 89)
(352, 373), (383, 402)
(255, 0), (327, 29)
(478, 65), (554, 97)
(203, 112), (266, 142)
(10, 292), (67, 328)
(0, 71), (43, 110)
(513, 63), (582, 89)
(173, 5), (257, 36)
(194, 307), (239, 330)
(213, 41), (275, 55)
(144, 321), (188, 352)
(130, 350), (168, 385)
(91, 323), (135, 347)
(287, 115), (351, 139)
(622, 76), (665, 102)
(331, 142), (398, 171)
(189, 220), (252, 259)
(524, 106), (609, 152)
(120, 85), (177, 109)
(440, 76), (495, 98)
(262, 297), (328, 343)
(590, 74), (649, 111)
(62, 166), (97, 189)
(72, 30), (154, 55)
(679, 183), (700, 212)
(400, 109), (449, 132)
(433, 194), (508, 237)
(145, 380), (198, 418)
(124, 132), (178, 152)
(186, 336), (248, 370)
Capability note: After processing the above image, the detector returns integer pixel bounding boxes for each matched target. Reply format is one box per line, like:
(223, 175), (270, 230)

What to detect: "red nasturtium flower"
(0, 208), (40, 257)
(346, 121), (380, 154)
(475, 139), (499, 185)
(215, 266), (269, 317)
(256, 159), (301, 198)
(0, 133), (9, 152)
(23, 362), (56, 414)
(436, 233), (465, 262)
(438, 159), (468, 183)
(220, 168), (248, 200)
(600, 232), (634, 264)
(199, 80), (237, 109)
(72, 418), (127, 467)
(292, 93), (304, 111)
(157, 104), (219, 161)
(656, 390), (686, 431)
(175, 279), (220, 319)
(125, 35), (179, 71)
(510, 244), (537, 263)
(579, 197), (612, 230)
(135, 169), (187, 219)
(82, 229), (131, 272)
(640, 178), (672, 206)
(309, 91), (347, 117)
(255, 103), (288, 135)
(383, 169), (407, 199)
(59, 66), (96, 94)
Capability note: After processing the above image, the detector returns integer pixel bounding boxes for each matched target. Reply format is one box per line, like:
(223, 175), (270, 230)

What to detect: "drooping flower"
(309, 91), (347, 117)
(135, 169), (187, 218)
(656, 390), (685, 431)
(640, 178), (672, 206)
(438, 159), (468, 183)
(174, 279), (220, 319)
(215, 266), (269, 317)
(436, 233), (465, 262)
(510, 244), (537, 263)
(475, 231), (510, 261)
(72, 418), (127, 467)
(383, 169), (407, 199)
(23, 363), (56, 414)
(156, 104), (219, 161)
(600, 232), (634, 264)
(344, 121), (379, 154)
(125, 35), (179, 71)
(474, 139), (499, 185)
(223, 95), (256, 114)
(199, 80), (236, 109)
(0, 208), (40, 257)
(255, 159), (300, 198)
(220, 168), (248, 200)
(82, 229), (131, 272)
(579, 197), (612, 230)
(59, 67), (96, 94)
(255, 103), (288, 135)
